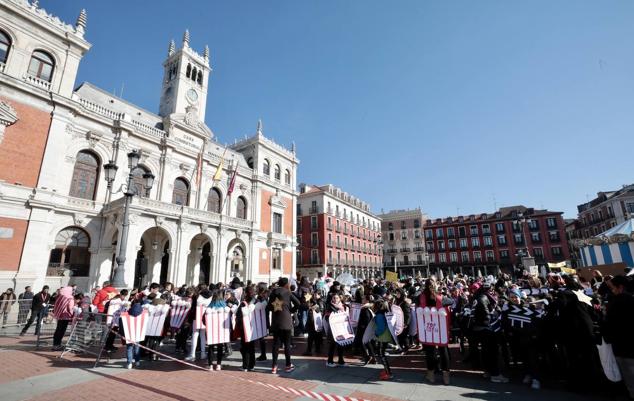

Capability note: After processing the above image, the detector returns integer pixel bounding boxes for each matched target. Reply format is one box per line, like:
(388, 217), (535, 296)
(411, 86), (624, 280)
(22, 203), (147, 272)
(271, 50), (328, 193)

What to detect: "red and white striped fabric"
(169, 299), (191, 329)
(328, 311), (355, 346)
(241, 302), (268, 342)
(205, 307), (232, 345)
(144, 304), (170, 337)
(245, 377), (370, 401)
(194, 296), (211, 330)
(120, 310), (149, 343)
(416, 307), (449, 346)
(348, 302), (362, 328)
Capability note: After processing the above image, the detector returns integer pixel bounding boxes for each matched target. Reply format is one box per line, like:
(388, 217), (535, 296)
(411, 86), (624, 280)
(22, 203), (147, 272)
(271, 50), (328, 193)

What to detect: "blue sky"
(48, 1), (634, 219)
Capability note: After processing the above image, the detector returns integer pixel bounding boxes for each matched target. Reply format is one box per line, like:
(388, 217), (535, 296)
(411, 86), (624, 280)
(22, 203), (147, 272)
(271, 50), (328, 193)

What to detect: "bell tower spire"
(158, 30), (211, 121)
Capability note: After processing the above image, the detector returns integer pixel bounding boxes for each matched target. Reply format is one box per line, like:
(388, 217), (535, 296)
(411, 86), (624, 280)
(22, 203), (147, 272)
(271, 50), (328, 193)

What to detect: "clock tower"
(158, 30), (210, 122)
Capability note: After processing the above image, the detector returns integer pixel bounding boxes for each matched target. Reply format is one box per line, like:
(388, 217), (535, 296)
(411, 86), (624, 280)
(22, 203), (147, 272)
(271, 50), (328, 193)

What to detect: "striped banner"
(416, 307), (449, 346)
(144, 304), (171, 336)
(120, 310), (149, 343)
(194, 296), (211, 330)
(386, 304), (404, 336)
(205, 307), (232, 345)
(169, 300), (191, 329)
(242, 302), (268, 342)
(348, 303), (362, 328)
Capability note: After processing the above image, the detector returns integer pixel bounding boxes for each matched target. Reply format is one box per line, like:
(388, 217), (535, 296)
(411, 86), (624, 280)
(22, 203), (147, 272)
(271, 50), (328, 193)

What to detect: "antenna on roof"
(120, 83), (125, 99)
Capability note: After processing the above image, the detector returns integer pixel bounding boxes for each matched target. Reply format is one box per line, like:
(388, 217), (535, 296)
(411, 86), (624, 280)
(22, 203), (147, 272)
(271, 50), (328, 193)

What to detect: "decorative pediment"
(268, 190), (287, 209)
(0, 101), (18, 145)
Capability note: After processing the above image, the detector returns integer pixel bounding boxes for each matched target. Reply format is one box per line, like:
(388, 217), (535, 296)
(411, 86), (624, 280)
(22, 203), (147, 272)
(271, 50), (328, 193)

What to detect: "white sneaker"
(522, 374), (532, 385)
(326, 362), (337, 368)
(126, 363), (132, 370)
(531, 379), (541, 390)
(184, 355), (195, 361)
(490, 375), (509, 383)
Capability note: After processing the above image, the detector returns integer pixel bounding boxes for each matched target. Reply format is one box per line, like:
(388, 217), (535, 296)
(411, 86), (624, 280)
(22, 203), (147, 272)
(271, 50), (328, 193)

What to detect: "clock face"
(186, 88), (199, 103)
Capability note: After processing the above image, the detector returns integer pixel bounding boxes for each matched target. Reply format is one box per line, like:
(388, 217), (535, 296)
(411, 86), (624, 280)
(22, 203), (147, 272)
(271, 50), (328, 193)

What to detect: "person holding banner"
(206, 289), (228, 371)
(372, 298), (394, 380)
(255, 283), (269, 361)
(325, 292), (348, 367)
(419, 279), (451, 385)
(121, 294), (145, 369)
(303, 291), (324, 356)
(236, 285), (257, 371)
(185, 288), (211, 362)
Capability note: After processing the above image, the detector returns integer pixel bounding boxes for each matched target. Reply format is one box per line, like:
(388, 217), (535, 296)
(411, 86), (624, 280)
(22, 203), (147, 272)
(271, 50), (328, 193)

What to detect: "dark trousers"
(105, 330), (117, 350)
(240, 339), (256, 370)
(398, 328), (410, 349)
(474, 330), (500, 376)
(327, 338), (345, 364)
(53, 319), (70, 346)
(424, 345), (450, 372)
(21, 308), (46, 335)
(307, 330), (323, 353)
(377, 341), (392, 374)
(207, 343), (224, 366)
(272, 329), (292, 367)
(175, 327), (189, 352)
(258, 337), (266, 357)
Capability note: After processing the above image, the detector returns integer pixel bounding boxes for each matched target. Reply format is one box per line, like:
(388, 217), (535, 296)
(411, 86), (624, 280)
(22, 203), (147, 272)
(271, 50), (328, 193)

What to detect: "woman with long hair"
(419, 278), (451, 385)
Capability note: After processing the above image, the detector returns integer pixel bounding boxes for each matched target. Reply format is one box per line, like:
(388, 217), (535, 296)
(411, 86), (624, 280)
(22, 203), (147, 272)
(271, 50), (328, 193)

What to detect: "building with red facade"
(296, 184), (382, 280)
(422, 205), (569, 277)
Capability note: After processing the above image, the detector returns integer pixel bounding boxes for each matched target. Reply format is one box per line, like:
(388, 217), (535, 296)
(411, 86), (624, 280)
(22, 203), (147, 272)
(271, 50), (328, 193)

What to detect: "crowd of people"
(5, 267), (634, 398)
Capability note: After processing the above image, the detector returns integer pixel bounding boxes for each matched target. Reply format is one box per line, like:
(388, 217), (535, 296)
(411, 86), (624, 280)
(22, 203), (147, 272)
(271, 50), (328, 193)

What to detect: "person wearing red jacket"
(92, 281), (117, 313)
(52, 286), (76, 350)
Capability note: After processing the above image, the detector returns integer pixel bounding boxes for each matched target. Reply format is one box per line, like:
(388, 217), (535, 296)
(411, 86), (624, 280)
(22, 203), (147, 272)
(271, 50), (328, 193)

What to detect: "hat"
(508, 288), (522, 298)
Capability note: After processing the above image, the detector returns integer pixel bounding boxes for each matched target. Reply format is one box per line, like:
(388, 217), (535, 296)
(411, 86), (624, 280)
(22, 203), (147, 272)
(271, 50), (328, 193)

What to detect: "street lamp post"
(103, 150), (155, 289)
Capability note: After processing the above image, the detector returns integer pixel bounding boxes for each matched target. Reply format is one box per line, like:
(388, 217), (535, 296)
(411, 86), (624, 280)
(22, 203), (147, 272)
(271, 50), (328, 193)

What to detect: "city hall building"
(0, 0), (298, 292)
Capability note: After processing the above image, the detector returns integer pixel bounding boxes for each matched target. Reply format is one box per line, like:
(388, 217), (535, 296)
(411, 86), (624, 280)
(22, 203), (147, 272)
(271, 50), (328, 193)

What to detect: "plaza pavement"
(0, 333), (620, 401)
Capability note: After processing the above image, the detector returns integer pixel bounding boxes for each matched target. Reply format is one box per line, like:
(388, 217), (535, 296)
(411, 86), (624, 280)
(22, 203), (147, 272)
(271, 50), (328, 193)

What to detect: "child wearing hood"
(51, 286), (76, 351)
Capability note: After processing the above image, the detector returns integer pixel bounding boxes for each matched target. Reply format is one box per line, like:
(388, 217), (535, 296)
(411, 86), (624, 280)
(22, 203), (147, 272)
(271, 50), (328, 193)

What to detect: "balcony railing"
(24, 74), (52, 91)
(327, 223), (333, 230)
(400, 247), (411, 252)
(309, 206), (319, 214)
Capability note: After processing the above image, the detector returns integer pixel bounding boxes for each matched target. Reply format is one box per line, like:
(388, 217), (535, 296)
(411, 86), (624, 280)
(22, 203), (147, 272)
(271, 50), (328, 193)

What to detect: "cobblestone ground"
(0, 334), (623, 401)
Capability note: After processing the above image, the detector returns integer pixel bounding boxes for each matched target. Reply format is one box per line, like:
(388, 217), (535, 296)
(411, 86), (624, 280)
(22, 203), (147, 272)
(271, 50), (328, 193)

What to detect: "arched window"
(284, 169), (291, 185)
(236, 196), (247, 219)
(208, 187), (222, 213)
(191, 67), (197, 81)
(48, 227), (91, 277)
(262, 159), (270, 176)
(197, 70), (203, 85)
(186, 63), (191, 78)
(172, 177), (189, 206)
(69, 150), (99, 200)
(131, 166), (150, 198)
(246, 157), (254, 169)
(27, 50), (54, 82)
(274, 164), (281, 181)
(0, 30), (11, 64)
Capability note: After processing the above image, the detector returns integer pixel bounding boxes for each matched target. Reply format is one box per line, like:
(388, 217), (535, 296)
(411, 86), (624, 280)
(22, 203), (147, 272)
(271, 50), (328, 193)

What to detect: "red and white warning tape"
(104, 329), (370, 401)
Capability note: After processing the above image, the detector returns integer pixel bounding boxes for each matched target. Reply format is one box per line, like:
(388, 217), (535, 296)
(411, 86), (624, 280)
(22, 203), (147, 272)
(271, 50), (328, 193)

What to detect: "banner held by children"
(120, 310), (149, 343)
(242, 302), (268, 342)
(349, 302), (362, 328)
(416, 307), (449, 346)
(328, 311), (355, 346)
(205, 307), (232, 345)
(169, 299), (191, 329)
(144, 304), (170, 337)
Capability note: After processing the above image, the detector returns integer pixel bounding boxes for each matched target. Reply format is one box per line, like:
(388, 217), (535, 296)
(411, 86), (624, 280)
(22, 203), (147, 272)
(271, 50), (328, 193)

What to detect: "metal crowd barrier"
(60, 312), (110, 358)
(0, 299), (37, 334)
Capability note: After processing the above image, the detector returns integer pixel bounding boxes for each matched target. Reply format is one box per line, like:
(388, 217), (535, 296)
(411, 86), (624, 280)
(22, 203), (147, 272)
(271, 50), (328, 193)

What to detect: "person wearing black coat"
(603, 275), (634, 398)
(20, 286), (51, 336)
(267, 277), (300, 373)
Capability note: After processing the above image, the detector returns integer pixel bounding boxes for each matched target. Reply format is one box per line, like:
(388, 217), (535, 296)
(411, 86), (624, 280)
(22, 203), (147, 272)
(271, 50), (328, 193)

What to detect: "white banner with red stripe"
(416, 306), (449, 346)
(194, 296), (211, 330)
(144, 304), (170, 337)
(205, 307), (231, 345)
(348, 302), (361, 328)
(120, 310), (149, 343)
(328, 311), (355, 346)
(107, 300), (130, 327)
(241, 301), (268, 342)
(169, 299), (191, 329)
(386, 304), (404, 338)
(313, 311), (323, 332)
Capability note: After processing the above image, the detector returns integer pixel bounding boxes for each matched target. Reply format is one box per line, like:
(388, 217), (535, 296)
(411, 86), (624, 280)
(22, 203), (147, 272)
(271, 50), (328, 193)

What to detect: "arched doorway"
(188, 234), (213, 285)
(226, 239), (247, 281)
(135, 227), (171, 287)
(48, 227), (91, 277)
